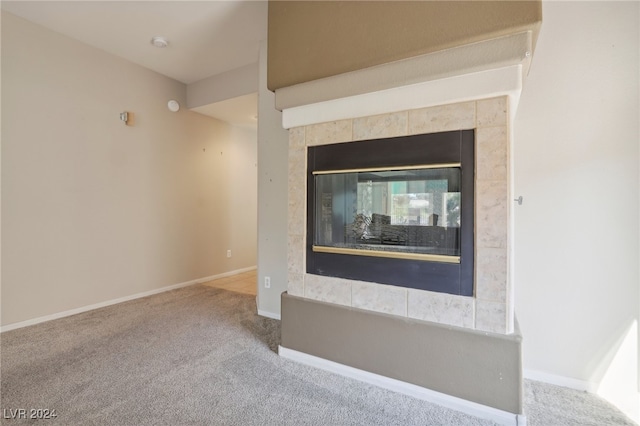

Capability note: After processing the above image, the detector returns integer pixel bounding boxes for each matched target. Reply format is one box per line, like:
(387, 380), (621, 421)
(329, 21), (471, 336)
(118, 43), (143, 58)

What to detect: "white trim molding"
(257, 309), (281, 320)
(524, 369), (598, 393)
(279, 346), (526, 426)
(281, 65), (523, 129)
(0, 266), (257, 333)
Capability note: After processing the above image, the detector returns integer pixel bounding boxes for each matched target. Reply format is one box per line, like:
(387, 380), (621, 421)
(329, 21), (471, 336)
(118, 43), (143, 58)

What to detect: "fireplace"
(287, 96), (512, 334)
(306, 130), (475, 296)
(283, 95), (521, 420)
(271, 3), (539, 419)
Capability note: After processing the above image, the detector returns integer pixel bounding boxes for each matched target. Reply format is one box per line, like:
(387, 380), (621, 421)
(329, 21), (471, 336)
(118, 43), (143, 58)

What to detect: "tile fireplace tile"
(476, 126), (508, 181)
(407, 289), (474, 328)
(287, 197), (305, 238)
(287, 147), (306, 188)
(475, 247), (508, 303)
(289, 126), (306, 148)
(352, 281), (407, 316)
(287, 145), (306, 237)
(353, 111), (408, 141)
(304, 274), (351, 307)
(305, 120), (352, 146)
(287, 234), (305, 275)
(407, 101), (475, 135)
(476, 180), (508, 249)
(475, 299), (507, 333)
(287, 272), (304, 297)
(476, 97), (508, 128)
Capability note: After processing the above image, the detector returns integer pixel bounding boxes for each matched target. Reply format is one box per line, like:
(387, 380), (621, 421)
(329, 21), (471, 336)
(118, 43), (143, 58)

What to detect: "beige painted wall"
(267, 0), (541, 91)
(257, 40), (289, 318)
(1, 12), (257, 326)
(514, 1), (638, 419)
(186, 62), (258, 110)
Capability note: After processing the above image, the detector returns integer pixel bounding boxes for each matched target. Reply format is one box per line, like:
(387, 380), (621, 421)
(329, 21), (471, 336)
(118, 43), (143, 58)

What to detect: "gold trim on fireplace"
(312, 163), (462, 176)
(312, 245), (461, 263)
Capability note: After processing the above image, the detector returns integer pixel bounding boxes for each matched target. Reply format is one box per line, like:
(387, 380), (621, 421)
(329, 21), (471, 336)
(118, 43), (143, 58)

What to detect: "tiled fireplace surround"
(287, 96), (512, 335)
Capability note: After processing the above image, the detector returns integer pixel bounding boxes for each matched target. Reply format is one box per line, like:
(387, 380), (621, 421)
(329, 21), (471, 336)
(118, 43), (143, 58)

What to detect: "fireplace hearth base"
(280, 292), (523, 417)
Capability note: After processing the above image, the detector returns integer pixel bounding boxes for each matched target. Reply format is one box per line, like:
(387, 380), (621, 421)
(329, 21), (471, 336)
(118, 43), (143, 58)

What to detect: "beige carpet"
(1, 284), (635, 425)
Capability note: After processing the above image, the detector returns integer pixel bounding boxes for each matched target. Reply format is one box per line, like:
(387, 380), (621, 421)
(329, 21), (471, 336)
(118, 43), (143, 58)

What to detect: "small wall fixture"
(514, 196), (523, 205)
(167, 100), (180, 112)
(151, 36), (168, 48)
(119, 111), (129, 124)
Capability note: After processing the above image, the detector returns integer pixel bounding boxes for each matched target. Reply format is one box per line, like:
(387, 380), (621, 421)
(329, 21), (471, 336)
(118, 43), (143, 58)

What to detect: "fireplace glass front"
(314, 166), (461, 261)
(306, 130), (474, 295)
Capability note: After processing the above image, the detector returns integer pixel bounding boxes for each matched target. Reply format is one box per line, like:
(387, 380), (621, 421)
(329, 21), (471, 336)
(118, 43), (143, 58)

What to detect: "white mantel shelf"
(281, 64), (523, 130)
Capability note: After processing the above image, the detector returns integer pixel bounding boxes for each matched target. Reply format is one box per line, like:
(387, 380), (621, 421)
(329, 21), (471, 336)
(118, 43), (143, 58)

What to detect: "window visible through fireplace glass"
(314, 167), (461, 256)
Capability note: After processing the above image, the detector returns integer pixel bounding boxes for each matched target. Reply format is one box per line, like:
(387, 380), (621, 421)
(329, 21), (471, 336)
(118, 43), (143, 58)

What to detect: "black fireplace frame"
(306, 129), (475, 296)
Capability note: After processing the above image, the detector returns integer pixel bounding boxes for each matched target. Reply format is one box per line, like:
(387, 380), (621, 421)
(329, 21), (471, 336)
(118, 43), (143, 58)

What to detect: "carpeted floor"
(1, 285), (636, 425)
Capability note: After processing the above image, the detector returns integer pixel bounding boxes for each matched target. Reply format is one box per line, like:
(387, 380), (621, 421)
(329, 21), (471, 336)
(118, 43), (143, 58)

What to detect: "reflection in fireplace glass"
(314, 167), (461, 256)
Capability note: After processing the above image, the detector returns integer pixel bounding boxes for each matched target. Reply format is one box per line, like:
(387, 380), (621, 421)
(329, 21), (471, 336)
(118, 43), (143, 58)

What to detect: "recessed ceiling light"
(151, 36), (168, 48)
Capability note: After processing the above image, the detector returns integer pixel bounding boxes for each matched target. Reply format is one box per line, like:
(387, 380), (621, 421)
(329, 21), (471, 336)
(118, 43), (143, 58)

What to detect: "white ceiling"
(1, 0), (267, 125)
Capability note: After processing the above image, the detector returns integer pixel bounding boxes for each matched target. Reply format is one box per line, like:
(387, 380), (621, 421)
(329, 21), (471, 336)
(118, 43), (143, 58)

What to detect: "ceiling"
(1, 0), (267, 126)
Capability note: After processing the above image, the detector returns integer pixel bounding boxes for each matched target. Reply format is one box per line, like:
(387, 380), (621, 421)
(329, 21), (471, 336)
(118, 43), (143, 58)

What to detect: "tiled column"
(287, 127), (306, 297)
(474, 97), (510, 333)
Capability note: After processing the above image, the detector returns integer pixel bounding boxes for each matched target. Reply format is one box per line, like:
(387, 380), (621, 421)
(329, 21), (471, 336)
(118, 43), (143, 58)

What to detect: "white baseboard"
(0, 266), (257, 333)
(523, 369), (598, 393)
(257, 309), (281, 320)
(279, 346), (525, 426)
(196, 265), (257, 284)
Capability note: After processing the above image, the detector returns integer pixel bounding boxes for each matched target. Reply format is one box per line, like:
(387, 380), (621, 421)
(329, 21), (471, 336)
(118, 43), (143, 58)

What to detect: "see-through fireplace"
(306, 130), (475, 296)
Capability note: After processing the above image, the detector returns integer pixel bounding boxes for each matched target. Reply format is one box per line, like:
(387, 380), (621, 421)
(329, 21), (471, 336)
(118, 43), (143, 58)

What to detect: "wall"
(186, 62), (258, 109)
(514, 1), (639, 420)
(256, 40), (289, 318)
(225, 125), (258, 272)
(1, 12), (257, 327)
(267, 0), (541, 91)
